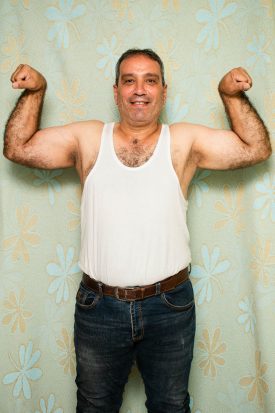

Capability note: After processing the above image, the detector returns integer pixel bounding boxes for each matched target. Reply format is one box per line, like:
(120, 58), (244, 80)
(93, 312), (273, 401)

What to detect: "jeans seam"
(137, 302), (144, 341)
(130, 302), (136, 341)
(160, 294), (195, 311)
(130, 302), (144, 342)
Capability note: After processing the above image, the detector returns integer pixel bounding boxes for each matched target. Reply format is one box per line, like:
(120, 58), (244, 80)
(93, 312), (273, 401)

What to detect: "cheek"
(116, 96), (128, 110)
(117, 91), (129, 102)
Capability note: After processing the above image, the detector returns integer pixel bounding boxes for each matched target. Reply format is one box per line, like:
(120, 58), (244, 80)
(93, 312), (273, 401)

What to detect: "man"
(3, 49), (271, 413)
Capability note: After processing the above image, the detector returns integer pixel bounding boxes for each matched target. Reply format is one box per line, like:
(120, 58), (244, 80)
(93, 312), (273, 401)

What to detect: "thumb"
(12, 81), (21, 89)
(11, 66), (31, 89)
(11, 80), (27, 89)
(238, 81), (251, 92)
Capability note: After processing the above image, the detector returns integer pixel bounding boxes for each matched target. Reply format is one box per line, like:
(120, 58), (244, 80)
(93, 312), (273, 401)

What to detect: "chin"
(130, 116), (154, 125)
(131, 112), (158, 122)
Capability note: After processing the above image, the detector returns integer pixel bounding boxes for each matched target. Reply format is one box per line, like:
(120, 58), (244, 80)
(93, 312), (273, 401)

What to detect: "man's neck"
(115, 121), (161, 143)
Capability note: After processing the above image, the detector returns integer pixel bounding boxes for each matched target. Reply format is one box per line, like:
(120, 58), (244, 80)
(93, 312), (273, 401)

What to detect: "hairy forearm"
(3, 87), (46, 159)
(220, 91), (272, 160)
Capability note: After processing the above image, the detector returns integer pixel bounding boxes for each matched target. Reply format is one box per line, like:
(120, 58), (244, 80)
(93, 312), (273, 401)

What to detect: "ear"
(113, 84), (118, 105)
(163, 84), (167, 104)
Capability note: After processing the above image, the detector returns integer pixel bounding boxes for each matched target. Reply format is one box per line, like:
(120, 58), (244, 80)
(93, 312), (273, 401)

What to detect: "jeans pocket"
(161, 279), (194, 311)
(76, 282), (101, 309)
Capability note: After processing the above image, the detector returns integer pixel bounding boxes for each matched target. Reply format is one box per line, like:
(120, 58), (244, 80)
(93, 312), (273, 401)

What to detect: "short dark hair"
(115, 48), (166, 86)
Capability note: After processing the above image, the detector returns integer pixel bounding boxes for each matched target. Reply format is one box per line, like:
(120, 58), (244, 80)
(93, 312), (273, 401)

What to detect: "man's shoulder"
(169, 122), (196, 141)
(76, 119), (105, 130)
(69, 119), (104, 140)
(169, 121), (197, 131)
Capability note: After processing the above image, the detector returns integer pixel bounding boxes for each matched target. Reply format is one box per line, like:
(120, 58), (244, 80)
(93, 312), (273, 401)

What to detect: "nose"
(133, 80), (146, 95)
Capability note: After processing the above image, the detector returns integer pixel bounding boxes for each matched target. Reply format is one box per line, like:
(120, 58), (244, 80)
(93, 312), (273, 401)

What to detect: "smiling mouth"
(130, 101), (149, 105)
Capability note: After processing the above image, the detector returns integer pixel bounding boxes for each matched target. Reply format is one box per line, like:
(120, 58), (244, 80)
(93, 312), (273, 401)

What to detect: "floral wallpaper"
(0, 1), (274, 412)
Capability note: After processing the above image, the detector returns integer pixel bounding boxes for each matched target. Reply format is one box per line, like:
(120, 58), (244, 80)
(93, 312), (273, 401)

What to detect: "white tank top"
(79, 122), (191, 287)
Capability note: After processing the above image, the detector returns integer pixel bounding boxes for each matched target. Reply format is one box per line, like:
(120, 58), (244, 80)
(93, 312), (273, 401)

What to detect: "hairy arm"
(3, 64), (77, 169)
(191, 67), (272, 170)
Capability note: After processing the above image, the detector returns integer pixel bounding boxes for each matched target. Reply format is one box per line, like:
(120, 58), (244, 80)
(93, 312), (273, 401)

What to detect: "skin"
(3, 55), (272, 199)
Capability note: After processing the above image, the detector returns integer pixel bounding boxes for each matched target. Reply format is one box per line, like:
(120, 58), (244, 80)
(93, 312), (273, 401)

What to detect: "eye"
(124, 79), (134, 84)
(146, 78), (157, 84)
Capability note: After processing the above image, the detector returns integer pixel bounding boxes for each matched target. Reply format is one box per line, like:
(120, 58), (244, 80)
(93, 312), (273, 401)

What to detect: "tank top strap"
(102, 122), (115, 150)
(95, 122), (115, 166)
(153, 124), (171, 165)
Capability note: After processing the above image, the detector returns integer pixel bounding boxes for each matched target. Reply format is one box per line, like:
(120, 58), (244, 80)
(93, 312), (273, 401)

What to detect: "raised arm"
(191, 67), (272, 170)
(3, 64), (78, 169)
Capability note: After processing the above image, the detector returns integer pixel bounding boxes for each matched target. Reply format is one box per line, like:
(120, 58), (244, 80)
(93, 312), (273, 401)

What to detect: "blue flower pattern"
(97, 35), (119, 79)
(191, 245), (230, 305)
(34, 393), (63, 413)
(237, 295), (256, 335)
(196, 0), (237, 51)
(190, 170), (211, 207)
(253, 172), (275, 222)
(45, 0), (86, 48)
(164, 94), (189, 123)
(247, 33), (271, 77)
(3, 341), (42, 399)
(47, 244), (80, 304)
(33, 169), (63, 206)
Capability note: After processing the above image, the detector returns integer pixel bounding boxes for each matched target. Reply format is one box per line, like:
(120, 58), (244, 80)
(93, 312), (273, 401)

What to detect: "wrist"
(218, 84), (244, 98)
(218, 90), (246, 105)
(35, 79), (47, 93)
(25, 83), (47, 96)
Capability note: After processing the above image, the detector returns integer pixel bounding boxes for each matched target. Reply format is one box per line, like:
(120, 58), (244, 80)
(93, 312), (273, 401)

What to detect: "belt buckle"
(115, 286), (137, 301)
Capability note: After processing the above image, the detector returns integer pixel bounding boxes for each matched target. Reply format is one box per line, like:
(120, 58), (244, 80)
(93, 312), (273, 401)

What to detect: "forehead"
(119, 54), (161, 76)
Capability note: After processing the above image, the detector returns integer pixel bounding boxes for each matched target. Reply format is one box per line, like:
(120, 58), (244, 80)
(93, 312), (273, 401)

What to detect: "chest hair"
(115, 141), (155, 167)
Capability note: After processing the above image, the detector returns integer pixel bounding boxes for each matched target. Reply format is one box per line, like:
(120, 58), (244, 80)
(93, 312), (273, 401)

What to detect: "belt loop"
(188, 263), (192, 275)
(114, 287), (120, 300)
(98, 282), (103, 297)
(155, 282), (161, 295)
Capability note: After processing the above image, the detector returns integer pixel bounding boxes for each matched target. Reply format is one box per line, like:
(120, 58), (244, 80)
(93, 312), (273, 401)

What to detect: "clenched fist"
(218, 67), (252, 96)
(10, 64), (47, 91)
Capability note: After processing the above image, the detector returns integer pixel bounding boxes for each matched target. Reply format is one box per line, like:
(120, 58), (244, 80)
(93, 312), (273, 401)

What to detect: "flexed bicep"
(4, 64), (78, 169)
(192, 125), (253, 170)
(192, 67), (271, 170)
(16, 125), (78, 169)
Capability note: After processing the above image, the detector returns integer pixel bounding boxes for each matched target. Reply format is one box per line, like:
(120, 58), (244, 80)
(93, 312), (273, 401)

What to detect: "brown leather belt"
(82, 266), (189, 301)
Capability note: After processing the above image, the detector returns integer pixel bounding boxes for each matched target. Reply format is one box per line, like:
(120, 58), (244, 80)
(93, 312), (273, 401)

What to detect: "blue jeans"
(74, 277), (195, 413)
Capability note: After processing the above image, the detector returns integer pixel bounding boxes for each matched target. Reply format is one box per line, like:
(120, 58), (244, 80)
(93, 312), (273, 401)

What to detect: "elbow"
(3, 150), (17, 163)
(3, 133), (12, 160)
(254, 143), (272, 164)
(3, 146), (13, 161)
(3, 141), (15, 161)
(261, 143), (272, 162)
(259, 129), (273, 161)
(3, 142), (20, 163)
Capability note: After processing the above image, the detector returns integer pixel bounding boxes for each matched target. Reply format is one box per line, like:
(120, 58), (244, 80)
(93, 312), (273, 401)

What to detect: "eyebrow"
(121, 73), (160, 79)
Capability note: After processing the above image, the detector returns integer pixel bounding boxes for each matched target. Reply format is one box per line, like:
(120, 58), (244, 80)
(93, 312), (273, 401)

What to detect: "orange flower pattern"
(0, 33), (28, 73)
(2, 289), (32, 333)
(56, 328), (76, 376)
(198, 328), (226, 378)
(214, 184), (245, 235)
(56, 78), (87, 123)
(240, 350), (269, 407)
(250, 238), (275, 287)
(3, 206), (40, 263)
